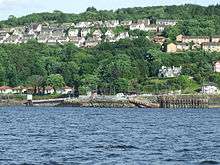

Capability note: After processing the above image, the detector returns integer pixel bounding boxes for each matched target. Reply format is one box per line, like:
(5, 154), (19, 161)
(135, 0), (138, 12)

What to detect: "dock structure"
(25, 98), (66, 106)
(158, 95), (209, 108)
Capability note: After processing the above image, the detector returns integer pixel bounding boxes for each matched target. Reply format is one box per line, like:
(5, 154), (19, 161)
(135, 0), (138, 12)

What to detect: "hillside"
(0, 4), (220, 96)
(1, 4), (220, 27)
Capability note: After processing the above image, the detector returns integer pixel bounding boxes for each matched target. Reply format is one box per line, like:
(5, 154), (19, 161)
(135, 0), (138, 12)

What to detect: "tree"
(26, 75), (45, 94)
(46, 74), (65, 93)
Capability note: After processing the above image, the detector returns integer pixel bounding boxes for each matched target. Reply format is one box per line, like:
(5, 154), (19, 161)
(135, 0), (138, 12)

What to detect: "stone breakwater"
(62, 97), (160, 108)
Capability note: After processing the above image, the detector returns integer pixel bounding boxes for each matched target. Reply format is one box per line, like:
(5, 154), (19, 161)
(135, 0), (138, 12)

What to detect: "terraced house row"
(0, 19), (177, 47)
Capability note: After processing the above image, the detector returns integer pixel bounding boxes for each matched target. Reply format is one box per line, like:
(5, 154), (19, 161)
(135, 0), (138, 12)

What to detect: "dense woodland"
(0, 4), (220, 95)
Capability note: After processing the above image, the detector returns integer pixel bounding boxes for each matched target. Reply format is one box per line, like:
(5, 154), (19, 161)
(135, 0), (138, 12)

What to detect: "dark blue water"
(0, 107), (219, 165)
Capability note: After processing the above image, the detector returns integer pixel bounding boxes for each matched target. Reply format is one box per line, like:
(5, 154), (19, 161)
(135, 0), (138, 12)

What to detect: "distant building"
(68, 28), (79, 37)
(214, 61), (220, 73)
(177, 35), (210, 44)
(211, 36), (220, 43)
(104, 20), (119, 28)
(202, 42), (220, 52)
(201, 85), (219, 95)
(153, 36), (166, 45)
(156, 19), (177, 26)
(166, 43), (177, 53)
(167, 43), (190, 53)
(0, 86), (13, 94)
(158, 66), (182, 78)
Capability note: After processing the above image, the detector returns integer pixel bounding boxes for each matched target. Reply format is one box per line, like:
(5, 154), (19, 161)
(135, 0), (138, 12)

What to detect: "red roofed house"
(0, 86), (13, 94)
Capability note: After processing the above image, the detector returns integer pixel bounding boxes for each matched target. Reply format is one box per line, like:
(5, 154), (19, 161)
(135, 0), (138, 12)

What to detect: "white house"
(130, 23), (146, 31)
(68, 29), (79, 37)
(80, 29), (91, 37)
(158, 66), (182, 78)
(75, 22), (92, 28)
(201, 85), (219, 95)
(0, 86), (13, 94)
(214, 61), (220, 73)
(57, 86), (73, 94)
(104, 20), (119, 28)
(156, 19), (177, 26)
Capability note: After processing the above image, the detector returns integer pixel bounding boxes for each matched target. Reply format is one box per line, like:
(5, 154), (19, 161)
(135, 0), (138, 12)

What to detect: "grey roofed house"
(37, 35), (48, 43)
(3, 35), (22, 44)
(51, 28), (65, 37)
(75, 21), (93, 28)
(47, 36), (58, 45)
(137, 19), (151, 26)
(156, 19), (177, 26)
(104, 20), (120, 28)
(57, 36), (70, 44)
(84, 37), (101, 48)
(21, 34), (36, 43)
(120, 20), (133, 26)
(93, 21), (103, 28)
(68, 28), (79, 37)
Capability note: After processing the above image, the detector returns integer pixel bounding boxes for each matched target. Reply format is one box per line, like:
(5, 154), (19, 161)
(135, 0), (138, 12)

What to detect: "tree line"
(0, 37), (220, 95)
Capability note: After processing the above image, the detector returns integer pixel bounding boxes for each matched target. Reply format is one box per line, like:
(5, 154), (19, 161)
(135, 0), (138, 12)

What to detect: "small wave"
(199, 160), (220, 165)
(94, 144), (139, 150)
(108, 145), (139, 150)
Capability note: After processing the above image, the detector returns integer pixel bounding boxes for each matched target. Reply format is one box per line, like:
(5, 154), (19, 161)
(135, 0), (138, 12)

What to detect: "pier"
(158, 95), (209, 108)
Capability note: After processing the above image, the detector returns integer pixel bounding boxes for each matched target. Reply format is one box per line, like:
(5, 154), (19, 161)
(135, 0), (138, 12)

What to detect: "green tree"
(46, 74), (65, 93)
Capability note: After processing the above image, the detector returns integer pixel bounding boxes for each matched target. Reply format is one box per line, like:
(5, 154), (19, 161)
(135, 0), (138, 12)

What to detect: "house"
(44, 86), (55, 94)
(68, 28), (79, 37)
(92, 29), (103, 38)
(202, 42), (220, 52)
(121, 20), (133, 26)
(137, 19), (151, 26)
(130, 23), (146, 31)
(145, 25), (158, 32)
(21, 34), (36, 43)
(47, 37), (57, 45)
(104, 20), (119, 28)
(25, 23), (42, 35)
(57, 36), (70, 44)
(0, 31), (10, 43)
(51, 28), (65, 37)
(57, 86), (73, 94)
(201, 85), (219, 95)
(0, 86), (13, 94)
(105, 30), (115, 38)
(80, 28), (91, 37)
(156, 19), (177, 26)
(214, 61), (220, 73)
(75, 21), (93, 28)
(167, 43), (177, 53)
(12, 86), (26, 94)
(84, 37), (101, 48)
(116, 32), (129, 41)
(176, 43), (190, 52)
(69, 36), (85, 47)
(3, 35), (22, 44)
(211, 36), (220, 43)
(153, 36), (166, 45)
(157, 25), (166, 33)
(37, 35), (49, 43)
(177, 35), (210, 44)
(93, 21), (103, 28)
(158, 66), (182, 78)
